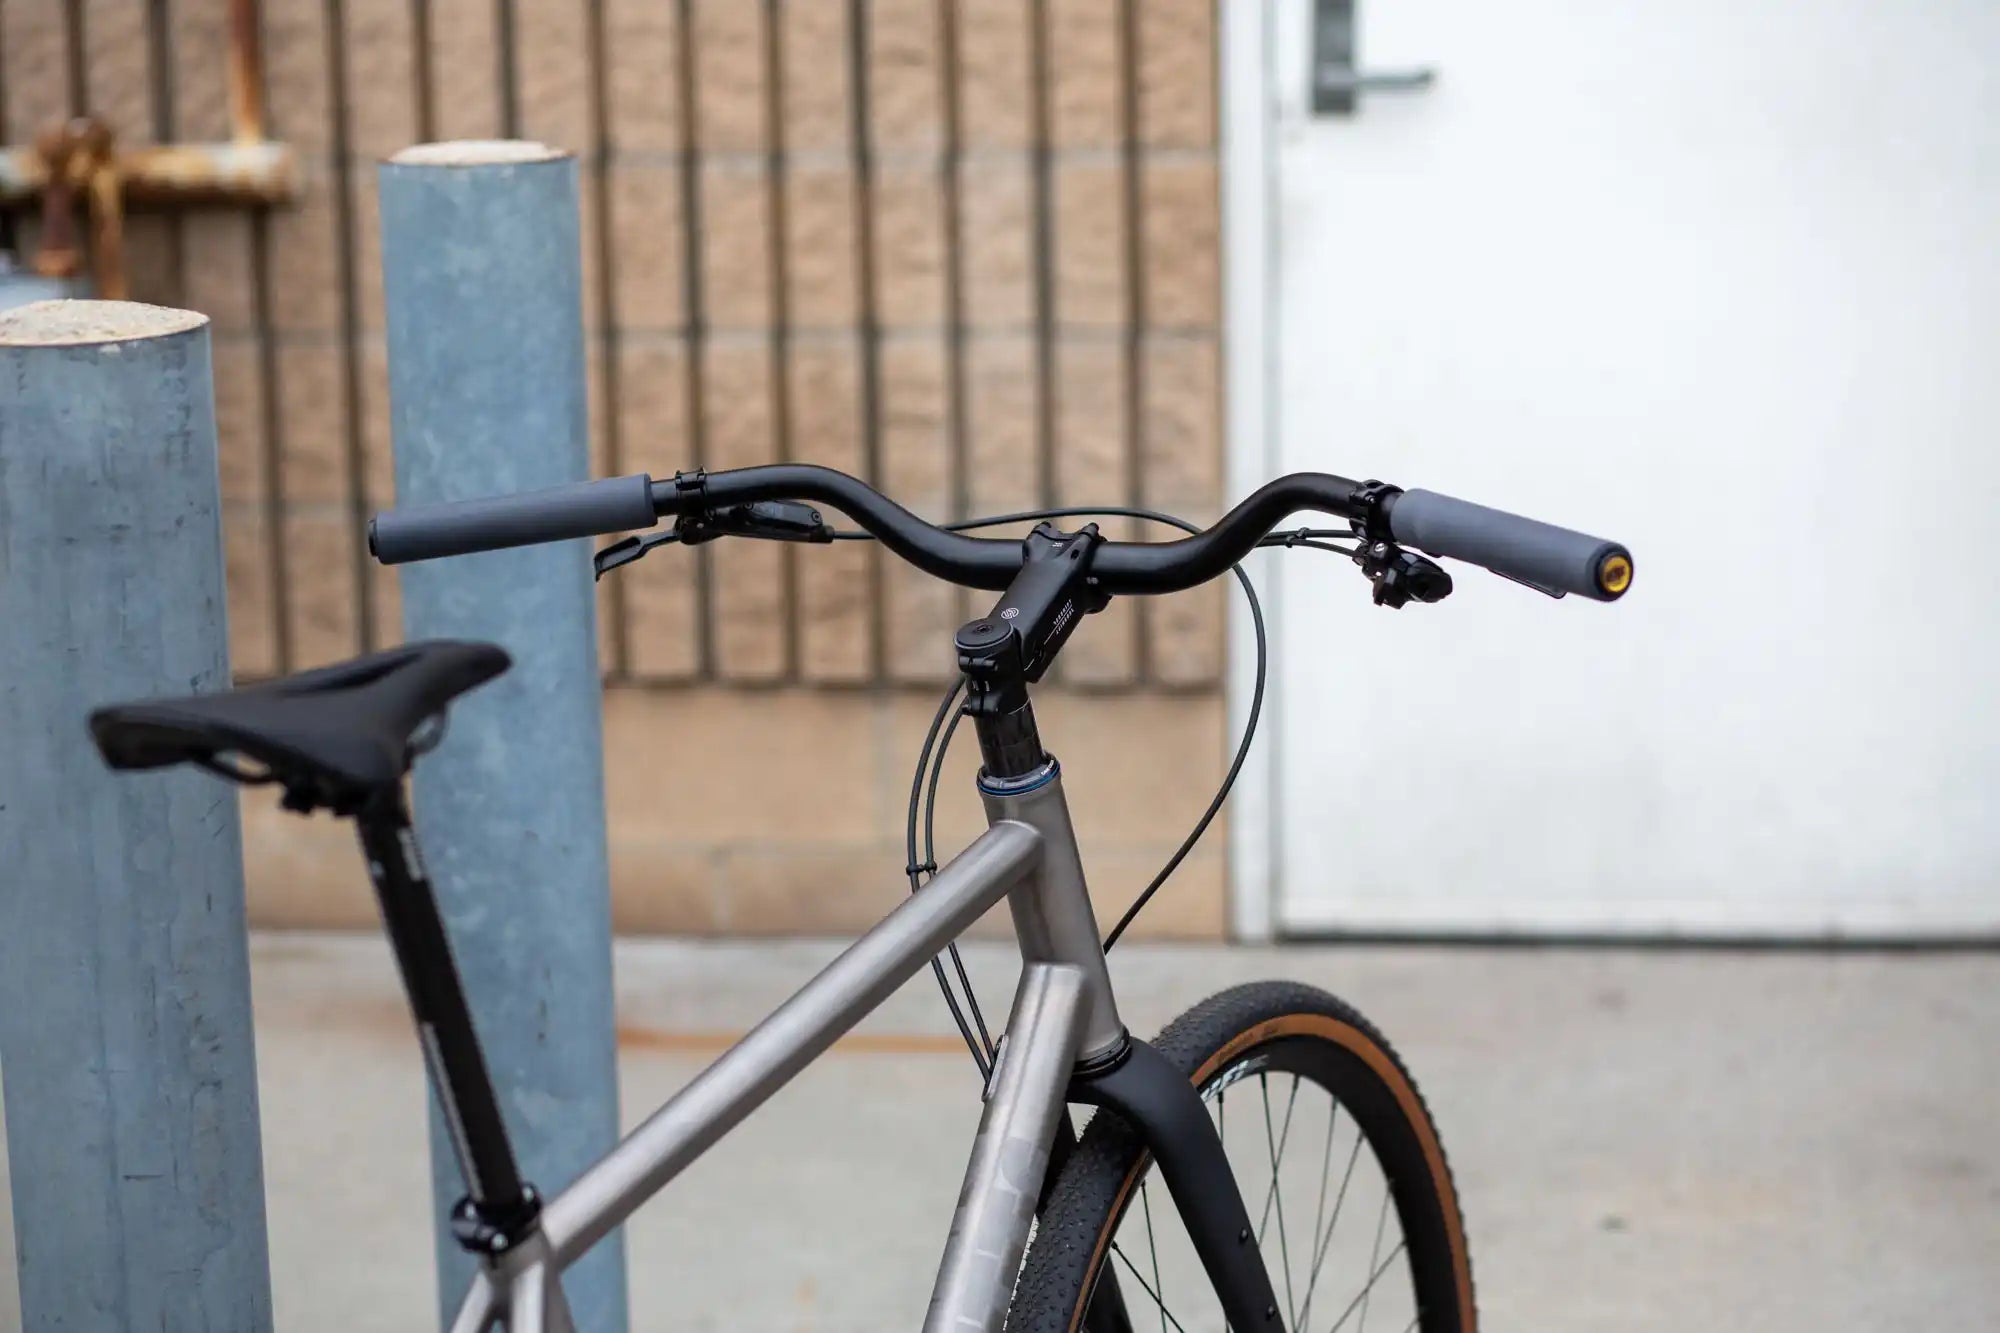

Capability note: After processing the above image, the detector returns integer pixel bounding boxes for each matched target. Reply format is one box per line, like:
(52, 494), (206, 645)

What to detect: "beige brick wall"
(241, 683), (1229, 940)
(8, 1), (1232, 937)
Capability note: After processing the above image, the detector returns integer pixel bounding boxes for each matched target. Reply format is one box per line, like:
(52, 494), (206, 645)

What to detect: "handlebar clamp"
(956, 521), (1110, 709)
(1349, 479), (1403, 544)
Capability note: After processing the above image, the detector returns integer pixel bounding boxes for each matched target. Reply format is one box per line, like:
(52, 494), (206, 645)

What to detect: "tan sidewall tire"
(1006, 981), (1476, 1333)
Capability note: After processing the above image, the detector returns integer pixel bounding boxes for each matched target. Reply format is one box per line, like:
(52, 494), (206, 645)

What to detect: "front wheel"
(1009, 982), (1476, 1333)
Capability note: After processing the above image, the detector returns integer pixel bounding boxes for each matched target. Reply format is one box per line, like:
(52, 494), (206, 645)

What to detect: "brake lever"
(593, 530), (681, 581)
(1488, 568), (1567, 600)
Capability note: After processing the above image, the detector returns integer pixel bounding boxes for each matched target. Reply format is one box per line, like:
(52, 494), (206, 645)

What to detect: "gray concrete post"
(0, 300), (274, 1331)
(377, 142), (627, 1333)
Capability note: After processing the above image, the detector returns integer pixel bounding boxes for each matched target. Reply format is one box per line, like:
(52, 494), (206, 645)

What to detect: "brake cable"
(874, 505), (1270, 1070)
(602, 505), (1376, 1073)
(904, 675), (994, 1076)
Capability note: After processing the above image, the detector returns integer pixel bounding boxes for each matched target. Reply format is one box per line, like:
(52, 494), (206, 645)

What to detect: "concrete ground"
(2, 935), (1995, 1331)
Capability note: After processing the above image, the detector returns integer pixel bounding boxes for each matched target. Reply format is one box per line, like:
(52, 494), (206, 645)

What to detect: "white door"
(1228, 0), (2000, 937)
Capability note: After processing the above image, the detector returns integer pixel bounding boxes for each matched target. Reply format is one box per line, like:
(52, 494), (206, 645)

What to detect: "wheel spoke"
(1304, 1099), (1341, 1287)
(1320, 1236), (1408, 1333)
(1097, 1036), (1441, 1333)
(1110, 1242), (1192, 1333)
(1356, 1188), (1391, 1333)
(1140, 1179), (1168, 1333)
(1296, 1129), (1366, 1327)
(1256, 1074), (1303, 1242)
(1259, 1074), (1300, 1326)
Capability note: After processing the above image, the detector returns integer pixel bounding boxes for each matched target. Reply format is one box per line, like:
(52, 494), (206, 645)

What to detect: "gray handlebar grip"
(1387, 488), (1632, 601)
(369, 473), (658, 564)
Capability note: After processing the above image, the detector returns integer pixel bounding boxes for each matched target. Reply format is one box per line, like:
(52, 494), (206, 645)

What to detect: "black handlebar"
(370, 465), (1381, 594)
(368, 463), (1631, 602)
(684, 465), (1381, 594)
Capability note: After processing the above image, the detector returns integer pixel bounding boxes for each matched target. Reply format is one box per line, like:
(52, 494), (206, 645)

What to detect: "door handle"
(1311, 0), (1438, 116)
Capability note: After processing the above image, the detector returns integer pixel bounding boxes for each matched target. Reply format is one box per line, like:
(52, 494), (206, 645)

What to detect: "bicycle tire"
(1009, 981), (1476, 1333)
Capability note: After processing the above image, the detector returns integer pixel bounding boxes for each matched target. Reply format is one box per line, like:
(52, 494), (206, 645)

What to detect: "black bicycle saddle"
(90, 640), (510, 812)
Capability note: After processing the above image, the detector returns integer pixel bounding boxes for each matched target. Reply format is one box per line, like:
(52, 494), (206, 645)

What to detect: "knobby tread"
(1006, 980), (1475, 1332)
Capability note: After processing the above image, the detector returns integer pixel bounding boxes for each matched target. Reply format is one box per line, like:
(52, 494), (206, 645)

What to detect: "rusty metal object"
(27, 119), (130, 299)
(0, 0), (292, 213)
(0, 140), (295, 210)
(229, 0), (267, 145)
(86, 148), (130, 301)
(29, 123), (89, 280)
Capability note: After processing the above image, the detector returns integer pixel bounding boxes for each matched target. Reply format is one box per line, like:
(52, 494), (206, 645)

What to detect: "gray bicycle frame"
(447, 762), (1130, 1333)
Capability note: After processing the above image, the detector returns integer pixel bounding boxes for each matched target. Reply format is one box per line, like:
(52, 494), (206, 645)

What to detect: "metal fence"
(0, 0), (1226, 690)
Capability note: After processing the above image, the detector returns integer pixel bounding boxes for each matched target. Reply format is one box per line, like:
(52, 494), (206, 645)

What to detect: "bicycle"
(91, 463), (1630, 1332)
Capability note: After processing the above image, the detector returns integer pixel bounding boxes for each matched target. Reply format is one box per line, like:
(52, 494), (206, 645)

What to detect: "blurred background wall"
(0, 0), (1234, 938)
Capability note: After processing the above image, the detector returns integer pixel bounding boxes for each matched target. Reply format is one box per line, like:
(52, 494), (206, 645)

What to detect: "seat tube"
(354, 791), (533, 1224)
(972, 709), (1126, 1062)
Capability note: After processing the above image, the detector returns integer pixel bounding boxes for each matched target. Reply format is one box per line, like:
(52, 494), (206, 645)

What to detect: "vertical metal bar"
(762, 0), (800, 680)
(923, 964), (1089, 1333)
(248, 201), (293, 671)
(936, 0), (970, 529)
(845, 0), (887, 681)
(582, 0), (626, 676)
(1026, 0), (1056, 509)
(673, 0), (715, 678)
(323, 0), (377, 652)
(1117, 0), (1149, 681)
(0, 300), (275, 1331)
(144, 0), (187, 302)
(412, 0), (438, 142)
(227, 0), (266, 143)
(378, 143), (627, 1333)
(931, 0), (974, 647)
(63, 0), (87, 118)
(495, 0), (521, 138)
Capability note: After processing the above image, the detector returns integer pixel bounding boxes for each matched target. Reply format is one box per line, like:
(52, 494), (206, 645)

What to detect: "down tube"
(924, 964), (1089, 1332)
(527, 821), (1043, 1274)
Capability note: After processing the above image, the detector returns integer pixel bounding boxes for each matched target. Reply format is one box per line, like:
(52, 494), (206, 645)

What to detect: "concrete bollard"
(378, 141), (627, 1332)
(0, 300), (274, 1331)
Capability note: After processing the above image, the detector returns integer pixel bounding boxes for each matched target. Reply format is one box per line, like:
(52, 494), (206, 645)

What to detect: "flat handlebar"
(368, 463), (1631, 601)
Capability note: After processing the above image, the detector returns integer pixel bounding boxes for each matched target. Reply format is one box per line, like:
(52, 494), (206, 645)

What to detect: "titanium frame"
(428, 761), (1272, 1332)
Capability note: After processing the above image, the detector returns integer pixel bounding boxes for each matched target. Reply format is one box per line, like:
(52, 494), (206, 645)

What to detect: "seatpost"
(353, 790), (543, 1253)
